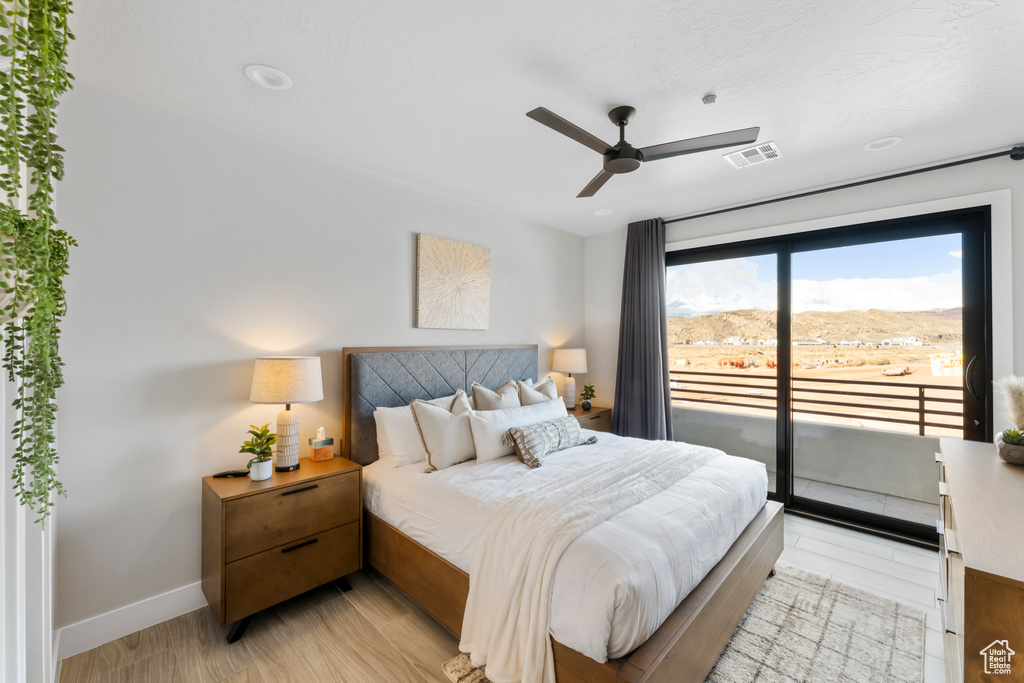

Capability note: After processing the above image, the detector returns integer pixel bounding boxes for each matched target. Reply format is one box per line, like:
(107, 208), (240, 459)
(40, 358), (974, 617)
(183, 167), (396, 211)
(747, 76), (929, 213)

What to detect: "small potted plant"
(579, 384), (596, 411)
(240, 424), (277, 481)
(996, 376), (1024, 465)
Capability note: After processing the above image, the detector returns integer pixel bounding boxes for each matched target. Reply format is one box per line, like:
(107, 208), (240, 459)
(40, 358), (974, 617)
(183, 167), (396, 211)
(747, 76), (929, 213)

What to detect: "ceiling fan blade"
(639, 126), (761, 162)
(527, 107), (612, 155)
(577, 169), (614, 198)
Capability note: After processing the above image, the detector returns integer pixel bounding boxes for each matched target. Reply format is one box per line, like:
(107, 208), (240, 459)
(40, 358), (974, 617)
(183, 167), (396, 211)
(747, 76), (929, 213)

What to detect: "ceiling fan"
(526, 105), (760, 198)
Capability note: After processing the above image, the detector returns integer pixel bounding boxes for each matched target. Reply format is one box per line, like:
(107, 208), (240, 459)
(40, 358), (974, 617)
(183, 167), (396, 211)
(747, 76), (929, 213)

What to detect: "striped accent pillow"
(501, 415), (597, 468)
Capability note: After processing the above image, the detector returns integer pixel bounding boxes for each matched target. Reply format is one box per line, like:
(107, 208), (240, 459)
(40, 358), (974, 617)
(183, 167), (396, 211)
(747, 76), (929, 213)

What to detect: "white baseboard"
(55, 582), (206, 663)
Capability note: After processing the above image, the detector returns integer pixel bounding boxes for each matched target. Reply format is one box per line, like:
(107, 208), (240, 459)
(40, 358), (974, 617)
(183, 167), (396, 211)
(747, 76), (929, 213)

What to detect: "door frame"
(666, 205), (995, 540)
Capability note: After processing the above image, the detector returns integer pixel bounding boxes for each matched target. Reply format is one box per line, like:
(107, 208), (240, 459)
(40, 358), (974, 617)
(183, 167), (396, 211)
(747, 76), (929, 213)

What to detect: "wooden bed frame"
(342, 346), (784, 683)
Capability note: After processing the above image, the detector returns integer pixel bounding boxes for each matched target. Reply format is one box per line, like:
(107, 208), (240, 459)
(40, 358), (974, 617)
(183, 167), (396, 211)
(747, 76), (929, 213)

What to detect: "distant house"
(837, 339), (876, 348)
(695, 339), (719, 346)
(723, 336), (751, 346)
(881, 335), (923, 347)
(792, 337), (830, 346)
(758, 337), (778, 347)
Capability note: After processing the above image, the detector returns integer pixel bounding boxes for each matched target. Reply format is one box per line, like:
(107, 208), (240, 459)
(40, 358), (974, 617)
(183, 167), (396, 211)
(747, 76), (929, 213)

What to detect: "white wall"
(52, 85), (584, 655)
(585, 155), (1024, 405)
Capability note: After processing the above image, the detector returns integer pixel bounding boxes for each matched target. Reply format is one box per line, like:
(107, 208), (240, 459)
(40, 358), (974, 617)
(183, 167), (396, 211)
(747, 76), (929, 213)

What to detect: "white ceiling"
(70, 0), (1024, 236)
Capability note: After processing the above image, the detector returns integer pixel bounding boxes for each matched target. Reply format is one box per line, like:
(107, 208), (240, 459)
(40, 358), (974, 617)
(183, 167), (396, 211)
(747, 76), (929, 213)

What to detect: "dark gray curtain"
(612, 218), (673, 440)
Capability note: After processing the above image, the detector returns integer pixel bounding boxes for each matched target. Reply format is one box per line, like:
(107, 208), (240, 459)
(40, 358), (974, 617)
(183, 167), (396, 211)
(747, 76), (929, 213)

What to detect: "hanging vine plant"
(0, 0), (76, 524)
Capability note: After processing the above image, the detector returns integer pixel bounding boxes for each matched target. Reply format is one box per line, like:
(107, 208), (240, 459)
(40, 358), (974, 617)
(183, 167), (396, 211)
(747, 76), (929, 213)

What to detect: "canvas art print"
(416, 233), (490, 330)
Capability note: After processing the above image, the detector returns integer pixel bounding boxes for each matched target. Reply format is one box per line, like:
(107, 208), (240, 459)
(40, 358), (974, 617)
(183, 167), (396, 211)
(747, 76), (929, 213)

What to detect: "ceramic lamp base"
(564, 376), (576, 411)
(275, 407), (301, 472)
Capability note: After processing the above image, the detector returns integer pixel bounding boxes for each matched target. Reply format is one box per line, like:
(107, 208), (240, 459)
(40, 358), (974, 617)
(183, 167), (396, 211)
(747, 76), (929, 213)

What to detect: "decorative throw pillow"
(502, 415), (598, 468)
(410, 390), (476, 472)
(518, 377), (558, 406)
(472, 380), (521, 411)
(373, 394), (458, 467)
(468, 398), (568, 462)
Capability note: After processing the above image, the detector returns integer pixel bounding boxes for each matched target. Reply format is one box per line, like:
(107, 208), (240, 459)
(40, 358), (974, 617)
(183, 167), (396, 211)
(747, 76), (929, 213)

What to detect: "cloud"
(949, 250), (962, 258)
(666, 258), (961, 316)
(666, 258), (775, 317)
(792, 270), (962, 312)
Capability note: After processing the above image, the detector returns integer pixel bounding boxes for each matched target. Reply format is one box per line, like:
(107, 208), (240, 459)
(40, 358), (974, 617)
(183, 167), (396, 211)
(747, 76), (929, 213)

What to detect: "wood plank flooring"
(59, 513), (942, 682)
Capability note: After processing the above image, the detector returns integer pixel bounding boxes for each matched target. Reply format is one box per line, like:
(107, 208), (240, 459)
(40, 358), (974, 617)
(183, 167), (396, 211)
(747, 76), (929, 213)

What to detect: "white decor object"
(552, 348), (587, 410)
(249, 459), (273, 481)
(416, 233), (490, 330)
(250, 356), (324, 472)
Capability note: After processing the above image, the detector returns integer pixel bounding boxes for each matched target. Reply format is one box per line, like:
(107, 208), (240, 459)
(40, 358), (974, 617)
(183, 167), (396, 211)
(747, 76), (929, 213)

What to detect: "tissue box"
(308, 437), (334, 462)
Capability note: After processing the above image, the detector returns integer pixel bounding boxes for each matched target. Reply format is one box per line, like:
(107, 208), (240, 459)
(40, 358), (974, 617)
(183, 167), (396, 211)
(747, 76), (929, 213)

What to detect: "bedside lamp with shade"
(250, 356), (324, 472)
(552, 348), (587, 410)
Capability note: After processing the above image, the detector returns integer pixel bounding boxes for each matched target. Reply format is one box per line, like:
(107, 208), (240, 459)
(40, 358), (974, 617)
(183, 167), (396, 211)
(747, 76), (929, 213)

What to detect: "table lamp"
(250, 356), (324, 472)
(552, 348), (587, 410)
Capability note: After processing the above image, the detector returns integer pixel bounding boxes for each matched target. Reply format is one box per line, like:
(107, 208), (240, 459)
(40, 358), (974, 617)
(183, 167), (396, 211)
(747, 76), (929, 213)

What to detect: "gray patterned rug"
(442, 564), (926, 683)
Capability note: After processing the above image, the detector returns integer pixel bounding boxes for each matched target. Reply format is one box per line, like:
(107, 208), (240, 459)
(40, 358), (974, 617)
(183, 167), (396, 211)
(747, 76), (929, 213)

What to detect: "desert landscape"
(668, 308), (964, 436)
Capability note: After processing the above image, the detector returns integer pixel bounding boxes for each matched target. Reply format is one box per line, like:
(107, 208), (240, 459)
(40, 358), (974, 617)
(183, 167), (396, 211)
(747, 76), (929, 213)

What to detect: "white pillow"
(374, 394), (456, 467)
(519, 377), (558, 406)
(472, 380), (521, 411)
(468, 398), (568, 462)
(410, 390), (476, 471)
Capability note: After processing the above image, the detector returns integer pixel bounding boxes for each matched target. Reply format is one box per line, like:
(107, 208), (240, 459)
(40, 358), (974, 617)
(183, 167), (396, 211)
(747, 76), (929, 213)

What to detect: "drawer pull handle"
(282, 538), (319, 554)
(281, 484), (319, 497)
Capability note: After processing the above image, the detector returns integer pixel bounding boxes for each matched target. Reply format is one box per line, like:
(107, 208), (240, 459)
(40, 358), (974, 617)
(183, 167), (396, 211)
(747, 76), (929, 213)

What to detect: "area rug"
(442, 564), (926, 683)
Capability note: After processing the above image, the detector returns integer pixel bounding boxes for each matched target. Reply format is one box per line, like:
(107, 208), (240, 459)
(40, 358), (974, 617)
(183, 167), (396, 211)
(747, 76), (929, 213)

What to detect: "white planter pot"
(249, 459), (273, 481)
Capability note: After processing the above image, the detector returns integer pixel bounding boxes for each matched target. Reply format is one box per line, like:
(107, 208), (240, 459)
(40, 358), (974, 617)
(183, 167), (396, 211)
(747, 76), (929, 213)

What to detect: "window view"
(667, 253), (778, 494)
(791, 233), (962, 525)
(667, 228), (975, 532)
(790, 234), (964, 437)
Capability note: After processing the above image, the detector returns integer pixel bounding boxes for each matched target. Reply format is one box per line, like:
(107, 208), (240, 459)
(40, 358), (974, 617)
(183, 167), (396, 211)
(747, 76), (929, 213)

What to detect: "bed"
(342, 345), (783, 683)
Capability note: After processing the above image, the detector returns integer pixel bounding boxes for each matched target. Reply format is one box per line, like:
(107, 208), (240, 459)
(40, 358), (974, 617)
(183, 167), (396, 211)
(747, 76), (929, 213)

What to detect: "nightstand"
(571, 406), (612, 433)
(201, 457), (362, 642)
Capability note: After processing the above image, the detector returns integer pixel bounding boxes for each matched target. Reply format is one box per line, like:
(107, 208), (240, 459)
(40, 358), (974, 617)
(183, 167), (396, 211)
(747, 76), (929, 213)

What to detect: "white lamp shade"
(250, 356), (324, 404)
(552, 348), (588, 374)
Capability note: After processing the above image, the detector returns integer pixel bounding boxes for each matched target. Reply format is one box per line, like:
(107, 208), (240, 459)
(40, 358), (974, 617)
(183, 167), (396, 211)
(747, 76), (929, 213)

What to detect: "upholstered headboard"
(341, 345), (539, 465)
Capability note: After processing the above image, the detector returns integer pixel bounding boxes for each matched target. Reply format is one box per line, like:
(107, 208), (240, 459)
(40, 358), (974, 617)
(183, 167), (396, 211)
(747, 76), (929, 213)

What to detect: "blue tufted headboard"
(341, 345), (539, 464)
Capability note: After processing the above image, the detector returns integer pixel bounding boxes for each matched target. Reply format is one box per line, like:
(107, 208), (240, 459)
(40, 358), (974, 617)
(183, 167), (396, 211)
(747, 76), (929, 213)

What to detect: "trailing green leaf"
(0, 0), (76, 525)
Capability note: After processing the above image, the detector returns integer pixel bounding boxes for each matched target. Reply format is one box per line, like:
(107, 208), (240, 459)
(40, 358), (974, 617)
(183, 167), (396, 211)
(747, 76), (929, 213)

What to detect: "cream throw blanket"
(459, 439), (720, 683)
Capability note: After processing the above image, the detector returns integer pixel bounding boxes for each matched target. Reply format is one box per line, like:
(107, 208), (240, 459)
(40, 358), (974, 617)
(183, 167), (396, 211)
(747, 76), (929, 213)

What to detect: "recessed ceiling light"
(244, 64), (292, 91)
(863, 136), (902, 152)
(593, 209), (613, 216)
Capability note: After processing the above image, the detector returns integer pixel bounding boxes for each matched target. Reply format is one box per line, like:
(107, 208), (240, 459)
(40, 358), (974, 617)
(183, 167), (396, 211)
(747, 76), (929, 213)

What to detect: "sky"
(666, 233), (963, 317)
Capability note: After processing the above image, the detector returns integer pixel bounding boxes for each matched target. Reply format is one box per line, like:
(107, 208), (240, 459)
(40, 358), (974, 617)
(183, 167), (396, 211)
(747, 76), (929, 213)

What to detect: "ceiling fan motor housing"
(605, 145), (643, 173)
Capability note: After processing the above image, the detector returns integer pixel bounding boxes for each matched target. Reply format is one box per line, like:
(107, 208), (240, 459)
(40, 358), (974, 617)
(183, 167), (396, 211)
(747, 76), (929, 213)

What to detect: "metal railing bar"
(672, 388), (776, 401)
(791, 387), (963, 403)
(792, 397), (964, 416)
(671, 397), (777, 412)
(670, 378), (779, 390)
(791, 376), (963, 391)
(672, 370), (962, 392)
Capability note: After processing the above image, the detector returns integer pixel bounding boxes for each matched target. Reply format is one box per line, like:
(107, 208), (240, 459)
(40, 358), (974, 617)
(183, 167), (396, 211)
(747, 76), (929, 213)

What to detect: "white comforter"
(363, 430), (767, 664)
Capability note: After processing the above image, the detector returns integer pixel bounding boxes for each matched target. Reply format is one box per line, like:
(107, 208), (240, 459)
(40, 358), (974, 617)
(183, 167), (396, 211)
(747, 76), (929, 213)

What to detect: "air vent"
(724, 141), (782, 169)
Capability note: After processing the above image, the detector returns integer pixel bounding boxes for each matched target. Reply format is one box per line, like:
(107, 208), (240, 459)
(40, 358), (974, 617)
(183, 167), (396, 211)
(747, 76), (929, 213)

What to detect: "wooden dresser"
(938, 438), (1024, 682)
(201, 457), (362, 638)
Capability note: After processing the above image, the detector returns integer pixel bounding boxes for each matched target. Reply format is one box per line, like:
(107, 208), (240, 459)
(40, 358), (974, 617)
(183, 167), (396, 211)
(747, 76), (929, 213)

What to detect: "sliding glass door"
(666, 207), (992, 540)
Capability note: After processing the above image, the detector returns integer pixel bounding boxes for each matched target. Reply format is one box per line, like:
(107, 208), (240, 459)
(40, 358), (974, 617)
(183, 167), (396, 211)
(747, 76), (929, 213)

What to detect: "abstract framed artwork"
(416, 233), (490, 330)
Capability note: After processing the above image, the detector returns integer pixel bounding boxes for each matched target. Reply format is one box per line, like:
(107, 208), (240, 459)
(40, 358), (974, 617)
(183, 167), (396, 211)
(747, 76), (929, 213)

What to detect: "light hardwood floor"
(59, 513), (942, 683)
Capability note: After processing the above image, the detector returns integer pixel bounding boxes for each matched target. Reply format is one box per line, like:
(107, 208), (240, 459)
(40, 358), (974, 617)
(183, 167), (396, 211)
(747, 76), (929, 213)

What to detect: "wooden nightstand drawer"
(574, 407), (612, 433)
(225, 470), (359, 562)
(224, 520), (360, 623)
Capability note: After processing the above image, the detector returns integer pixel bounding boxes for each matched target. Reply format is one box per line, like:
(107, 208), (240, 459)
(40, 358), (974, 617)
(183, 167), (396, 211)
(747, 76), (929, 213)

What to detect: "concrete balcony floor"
(769, 477), (940, 526)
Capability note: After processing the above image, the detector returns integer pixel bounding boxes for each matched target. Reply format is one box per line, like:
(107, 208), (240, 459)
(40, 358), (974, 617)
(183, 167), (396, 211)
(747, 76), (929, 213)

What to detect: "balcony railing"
(669, 370), (964, 436)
